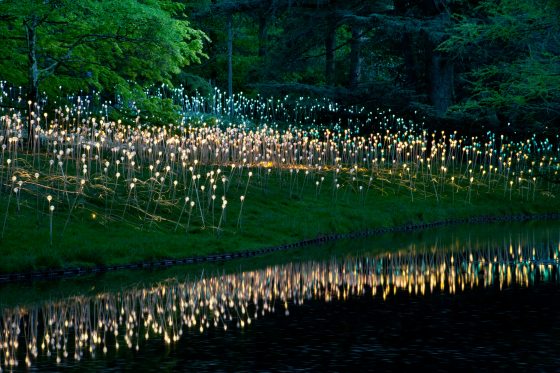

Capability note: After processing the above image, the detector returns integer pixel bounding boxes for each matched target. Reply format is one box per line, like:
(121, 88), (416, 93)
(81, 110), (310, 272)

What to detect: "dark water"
(2, 222), (560, 372)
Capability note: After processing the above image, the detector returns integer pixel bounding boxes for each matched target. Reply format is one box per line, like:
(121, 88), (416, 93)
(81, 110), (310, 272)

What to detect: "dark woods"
(1, 0), (559, 136)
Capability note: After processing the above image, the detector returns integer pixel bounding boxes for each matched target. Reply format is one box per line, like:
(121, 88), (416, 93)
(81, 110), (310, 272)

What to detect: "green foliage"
(176, 72), (213, 96)
(439, 0), (560, 131)
(0, 0), (207, 123)
(134, 96), (182, 125)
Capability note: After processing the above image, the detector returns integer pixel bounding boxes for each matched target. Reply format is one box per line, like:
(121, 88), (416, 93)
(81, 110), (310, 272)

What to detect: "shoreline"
(1, 211), (558, 284)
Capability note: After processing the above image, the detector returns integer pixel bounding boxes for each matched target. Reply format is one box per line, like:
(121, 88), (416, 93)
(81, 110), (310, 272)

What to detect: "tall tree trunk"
(25, 16), (39, 147)
(348, 24), (362, 90)
(402, 32), (417, 87)
(325, 17), (336, 86)
(227, 12), (234, 118)
(429, 13), (454, 115)
(209, 1), (218, 87)
(258, 13), (268, 58)
(430, 52), (453, 115)
(25, 17), (39, 105)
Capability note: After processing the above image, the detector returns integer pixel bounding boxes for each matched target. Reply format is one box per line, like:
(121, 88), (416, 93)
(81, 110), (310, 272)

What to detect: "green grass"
(1, 164), (559, 275)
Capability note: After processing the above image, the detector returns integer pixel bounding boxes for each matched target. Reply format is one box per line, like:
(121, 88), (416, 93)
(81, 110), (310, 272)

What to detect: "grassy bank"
(1, 162), (559, 274)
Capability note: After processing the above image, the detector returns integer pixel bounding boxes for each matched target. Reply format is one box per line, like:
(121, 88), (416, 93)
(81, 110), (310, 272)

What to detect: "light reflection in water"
(1, 238), (559, 369)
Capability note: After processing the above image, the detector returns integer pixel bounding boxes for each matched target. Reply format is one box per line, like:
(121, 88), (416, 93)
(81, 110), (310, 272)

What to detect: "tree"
(188, 0), (380, 95)
(438, 0), (560, 132)
(0, 0), (206, 109)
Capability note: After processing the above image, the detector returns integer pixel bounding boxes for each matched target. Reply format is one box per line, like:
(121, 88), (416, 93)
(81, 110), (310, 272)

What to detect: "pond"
(1, 221), (560, 371)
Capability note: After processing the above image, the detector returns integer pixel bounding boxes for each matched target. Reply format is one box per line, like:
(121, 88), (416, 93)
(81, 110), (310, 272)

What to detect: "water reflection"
(1, 235), (560, 369)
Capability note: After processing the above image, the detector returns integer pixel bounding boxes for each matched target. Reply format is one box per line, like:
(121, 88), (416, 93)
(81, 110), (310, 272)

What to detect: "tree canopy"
(0, 0), (206, 107)
(438, 0), (560, 132)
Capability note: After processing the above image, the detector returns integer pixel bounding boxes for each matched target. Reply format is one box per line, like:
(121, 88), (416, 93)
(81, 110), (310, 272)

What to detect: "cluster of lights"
(0, 89), (558, 242)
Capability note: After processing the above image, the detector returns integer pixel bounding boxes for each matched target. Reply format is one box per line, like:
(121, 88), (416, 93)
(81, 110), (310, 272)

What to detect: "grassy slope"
(1, 165), (559, 275)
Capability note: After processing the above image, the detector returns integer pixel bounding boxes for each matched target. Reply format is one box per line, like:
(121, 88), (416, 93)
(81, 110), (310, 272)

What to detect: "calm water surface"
(1, 222), (560, 372)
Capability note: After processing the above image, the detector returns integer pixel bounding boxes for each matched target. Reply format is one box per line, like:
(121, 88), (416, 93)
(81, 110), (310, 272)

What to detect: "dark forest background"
(1, 0), (559, 135)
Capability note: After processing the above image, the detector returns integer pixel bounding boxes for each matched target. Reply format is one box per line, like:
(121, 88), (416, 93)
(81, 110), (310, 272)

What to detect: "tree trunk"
(428, 13), (454, 115)
(348, 24), (362, 90)
(258, 13), (268, 58)
(25, 17), (39, 105)
(402, 32), (417, 87)
(325, 17), (336, 86)
(227, 12), (234, 118)
(429, 51), (453, 115)
(25, 16), (39, 147)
